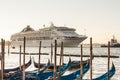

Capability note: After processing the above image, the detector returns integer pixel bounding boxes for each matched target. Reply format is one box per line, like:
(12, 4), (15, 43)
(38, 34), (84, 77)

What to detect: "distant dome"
(21, 25), (34, 32)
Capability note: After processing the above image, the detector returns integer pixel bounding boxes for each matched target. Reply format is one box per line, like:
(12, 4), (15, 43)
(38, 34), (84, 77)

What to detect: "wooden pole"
(2, 40), (5, 72)
(90, 37), (93, 80)
(80, 44), (83, 79)
(0, 40), (1, 80)
(54, 40), (57, 80)
(58, 41), (63, 76)
(0, 39), (5, 80)
(19, 45), (22, 70)
(61, 42), (64, 65)
(59, 41), (63, 67)
(108, 41), (110, 80)
(38, 41), (41, 71)
(51, 43), (53, 63)
(23, 37), (26, 80)
(8, 42), (10, 54)
(0, 39), (4, 80)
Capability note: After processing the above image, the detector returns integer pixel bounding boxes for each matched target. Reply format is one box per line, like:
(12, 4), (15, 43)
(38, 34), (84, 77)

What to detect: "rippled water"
(1, 46), (120, 80)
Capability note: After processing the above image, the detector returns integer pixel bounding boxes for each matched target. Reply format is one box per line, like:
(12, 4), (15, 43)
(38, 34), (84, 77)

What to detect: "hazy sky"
(0, 0), (120, 43)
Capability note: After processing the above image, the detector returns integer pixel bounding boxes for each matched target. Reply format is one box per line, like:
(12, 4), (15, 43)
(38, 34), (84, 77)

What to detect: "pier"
(10, 52), (119, 58)
(57, 54), (119, 58)
(11, 52), (49, 55)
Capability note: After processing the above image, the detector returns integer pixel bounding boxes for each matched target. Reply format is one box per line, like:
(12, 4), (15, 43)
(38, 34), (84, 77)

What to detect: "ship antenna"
(84, 29), (86, 36)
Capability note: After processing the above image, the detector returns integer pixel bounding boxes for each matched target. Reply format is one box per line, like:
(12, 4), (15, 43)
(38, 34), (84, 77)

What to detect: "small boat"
(101, 36), (120, 47)
(75, 62), (116, 80)
(3, 56), (32, 79)
(10, 58), (72, 80)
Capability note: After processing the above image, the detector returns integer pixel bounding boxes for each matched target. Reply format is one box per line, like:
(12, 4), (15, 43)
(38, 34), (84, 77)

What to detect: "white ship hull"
(11, 38), (86, 47)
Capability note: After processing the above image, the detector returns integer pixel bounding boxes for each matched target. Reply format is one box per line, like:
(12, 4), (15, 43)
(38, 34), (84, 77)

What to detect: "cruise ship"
(10, 23), (87, 47)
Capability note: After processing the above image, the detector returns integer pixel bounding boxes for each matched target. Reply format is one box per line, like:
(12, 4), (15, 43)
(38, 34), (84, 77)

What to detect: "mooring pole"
(8, 41), (10, 54)
(90, 37), (93, 80)
(0, 39), (4, 80)
(58, 41), (64, 76)
(80, 44), (83, 79)
(51, 43), (53, 63)
(38, 41), (41, 71)
(19, 45), (22, 70)
(23, 37), (26, 80)
(3, 40), (5, 72)
(108, 41), (110, 80)
(59, 41), (63, 67)
(54, 40), (57, 80)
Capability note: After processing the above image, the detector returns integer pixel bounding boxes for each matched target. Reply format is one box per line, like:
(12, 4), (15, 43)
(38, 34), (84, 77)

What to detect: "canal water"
(1, 45), (120, 80)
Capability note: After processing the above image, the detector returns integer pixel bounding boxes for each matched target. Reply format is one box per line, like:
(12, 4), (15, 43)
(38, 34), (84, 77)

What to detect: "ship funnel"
(50, 22), (55, 27)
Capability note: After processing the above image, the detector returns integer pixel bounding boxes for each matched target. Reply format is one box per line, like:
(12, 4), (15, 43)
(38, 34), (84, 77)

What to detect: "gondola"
(53, 61), (90, 80)
(69, 58), (91, 70)
(10, 58), (72, 80)
(33, 57), (93, 70)
(92, 62), (115, 80)
(33, 57), (47, 69)
(46, 60), (90, 80)
(33, 59), (51, 72)
(33, 58), (59, 70)
(69, 54), (94, 70)
(75, 62), (116, 80)
(4, 56), (32, 73)
(3, 56), (32, 79)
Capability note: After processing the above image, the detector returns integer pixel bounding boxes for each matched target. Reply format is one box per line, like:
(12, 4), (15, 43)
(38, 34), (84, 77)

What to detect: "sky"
(0, 0), (120, 44)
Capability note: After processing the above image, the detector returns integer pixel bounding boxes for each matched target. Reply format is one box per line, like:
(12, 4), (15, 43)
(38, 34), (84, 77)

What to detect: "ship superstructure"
(10, 24), (87, 47)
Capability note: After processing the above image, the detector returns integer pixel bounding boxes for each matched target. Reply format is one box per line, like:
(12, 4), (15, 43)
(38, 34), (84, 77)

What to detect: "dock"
(10, 52), (119, 58)
(11, 52), (49, 55)
(56, 54), (119, 58)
